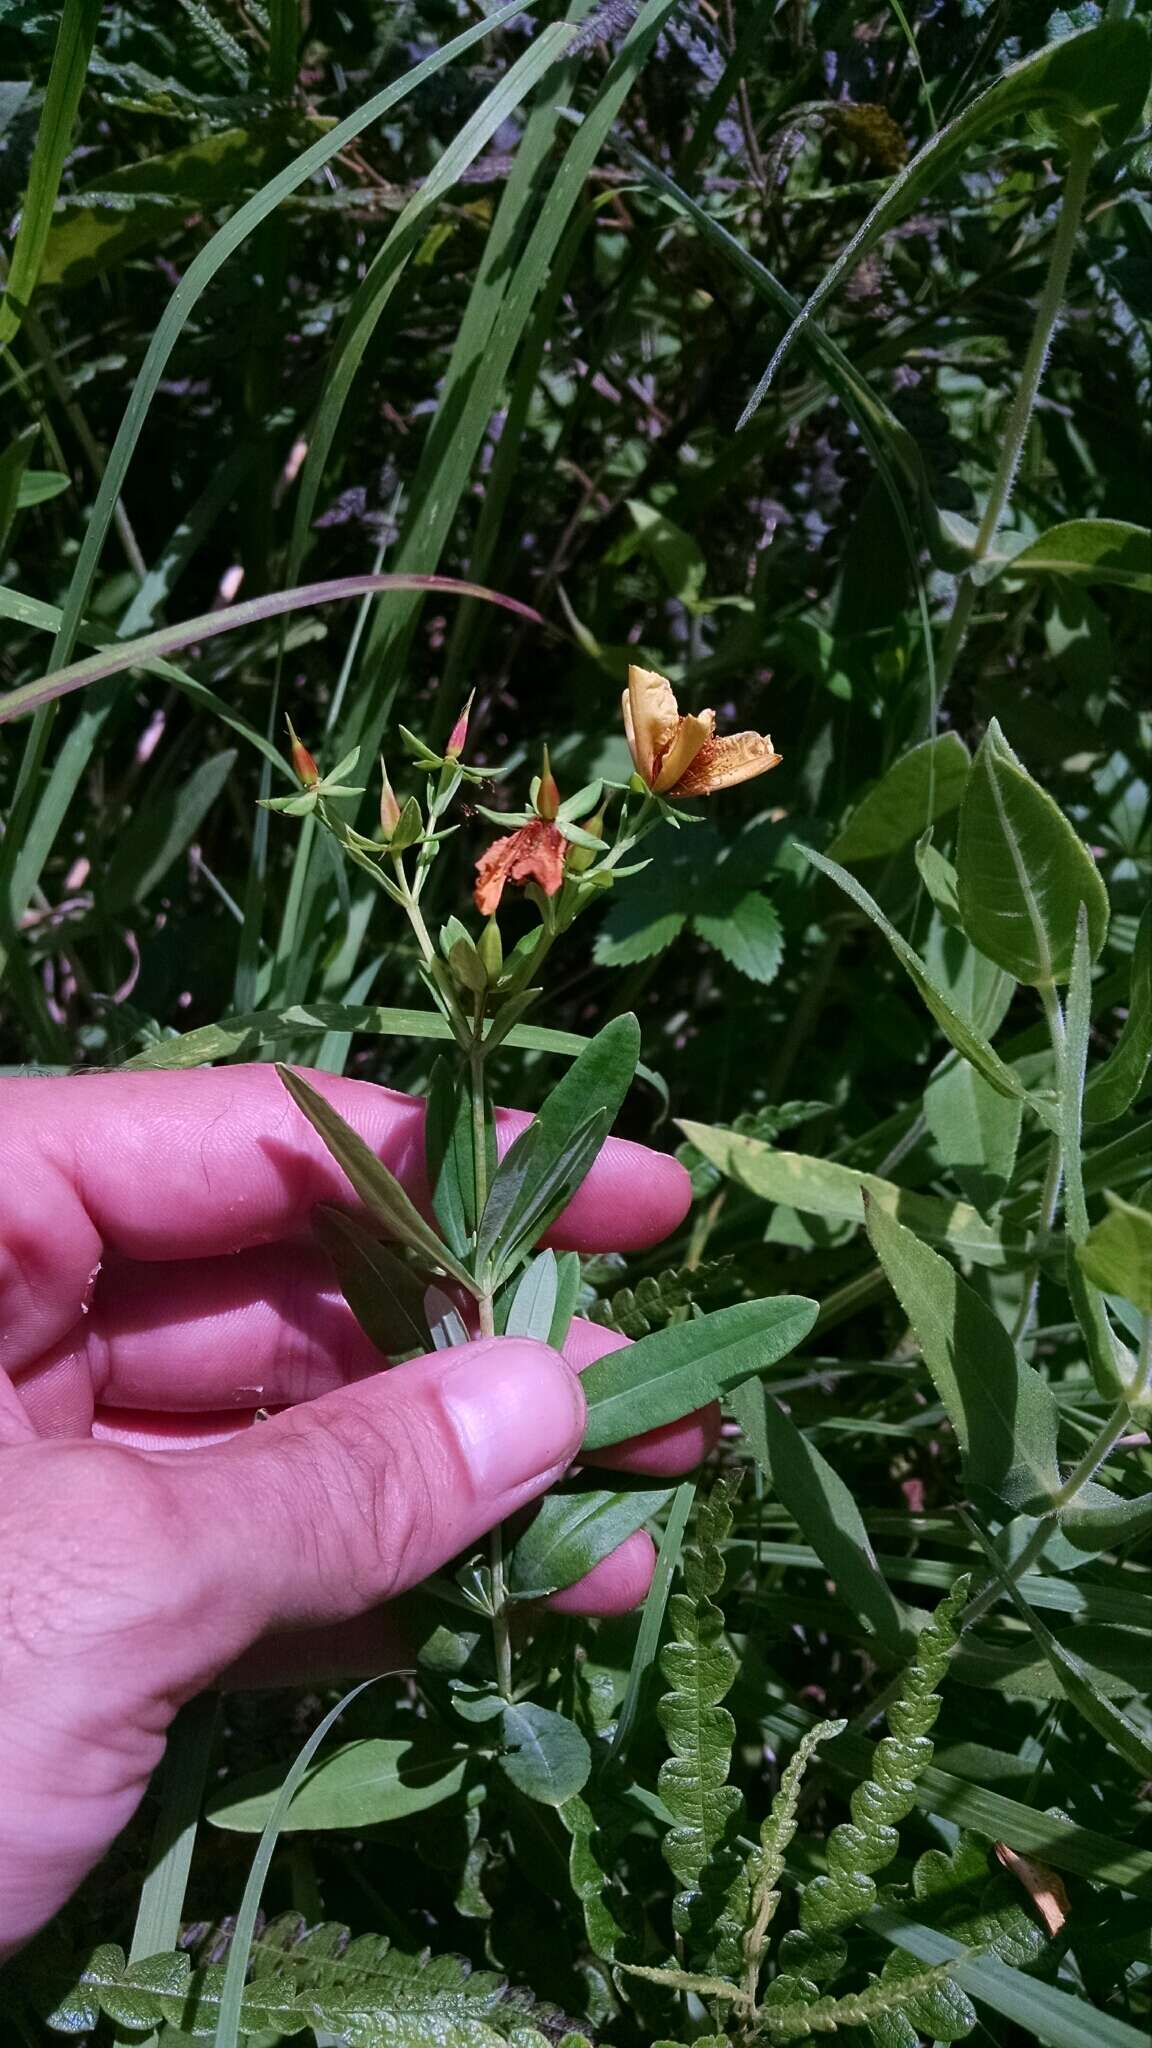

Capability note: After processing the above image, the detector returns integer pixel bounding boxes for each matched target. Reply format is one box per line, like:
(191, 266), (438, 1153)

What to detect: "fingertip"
(545, 1528), (656, 1615)
(544, 1135), (692, 1252)
(591, 1402), (723, 1476)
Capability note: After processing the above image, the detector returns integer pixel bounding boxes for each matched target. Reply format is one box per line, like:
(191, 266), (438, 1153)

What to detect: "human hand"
(0, 1064), (708, 1956)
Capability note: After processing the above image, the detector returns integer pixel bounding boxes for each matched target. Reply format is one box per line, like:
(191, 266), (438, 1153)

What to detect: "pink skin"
(0, 1067), (718, 1957)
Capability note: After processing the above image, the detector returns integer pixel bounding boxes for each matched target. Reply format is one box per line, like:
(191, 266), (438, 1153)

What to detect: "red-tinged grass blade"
(0, 574), (546, 726)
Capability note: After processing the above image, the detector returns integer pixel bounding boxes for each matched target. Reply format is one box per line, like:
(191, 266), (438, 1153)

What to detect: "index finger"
(4, 1063), (689, 1264)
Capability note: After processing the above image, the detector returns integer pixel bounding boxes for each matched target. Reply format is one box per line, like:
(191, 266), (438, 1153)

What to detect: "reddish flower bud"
(536, 745), (560, 821)
(286, 717), (319, 789)
(445, 690), (475, 760)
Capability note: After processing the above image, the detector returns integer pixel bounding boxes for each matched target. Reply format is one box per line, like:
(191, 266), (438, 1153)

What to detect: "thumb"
(197, 1335), (586, 1639)
(0, 1338), (583, 1957)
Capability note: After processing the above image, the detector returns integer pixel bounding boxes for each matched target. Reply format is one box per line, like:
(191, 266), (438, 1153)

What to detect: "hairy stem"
(935, 125), (1096, 695)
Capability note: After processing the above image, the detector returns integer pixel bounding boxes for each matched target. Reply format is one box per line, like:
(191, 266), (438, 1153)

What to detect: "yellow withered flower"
(621, 665), (781, 797)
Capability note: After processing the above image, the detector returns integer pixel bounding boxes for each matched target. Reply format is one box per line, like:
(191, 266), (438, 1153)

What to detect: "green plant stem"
(1010, 1129), (1064, 1348)
(934, 124), (1096, 695)
(466, 1019), (513, 1698)
(1054, 1400), (1131, 1504)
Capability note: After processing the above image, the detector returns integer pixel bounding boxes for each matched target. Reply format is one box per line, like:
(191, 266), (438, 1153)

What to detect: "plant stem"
(934, 125), (1095, 695)
(1009, 1129), (1063, 1349)
(467, 1019), (513, 1697)
(1054, 1400), (1131, 1504)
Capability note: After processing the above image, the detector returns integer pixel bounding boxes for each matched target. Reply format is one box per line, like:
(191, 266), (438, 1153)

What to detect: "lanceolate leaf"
(865, 1200), (1061, 1513)
(277, 1066), (479, 1294)
(312, 1206), (431, 1358)
(924, 1058), (1023, 1215)
(207, 1738), (466, 1833)
(508, 1484), (675, 1600)
(679, 1122), (1016, 1266)
(1002, 519), (1152, 592)
(956, 720), (1109, 986)
(581, 1297), (819, 1452)
(827, 734), (970, 864)
(734, 1383), (914, 1653)
(803, 846), (1055, 1127)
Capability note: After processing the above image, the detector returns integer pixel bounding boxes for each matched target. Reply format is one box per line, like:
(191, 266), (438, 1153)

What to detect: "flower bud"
(478, 917), (503, 981)
(536, 745), (560, 821)
(445, 689), (475, 760)
(379, 758), (402, 838)
(287, 717), (319, 789)
(565, 805), (605, 874)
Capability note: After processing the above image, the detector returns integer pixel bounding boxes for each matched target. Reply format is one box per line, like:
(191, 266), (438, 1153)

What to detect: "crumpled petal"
(622, 666), (683, 786)
(652, 709), (714, 792)
(669, 730), (782, 795)
(474, 820), (567, 915)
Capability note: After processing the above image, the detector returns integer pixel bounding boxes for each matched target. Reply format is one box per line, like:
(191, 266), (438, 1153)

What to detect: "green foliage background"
(1, 1), (1150, 2043)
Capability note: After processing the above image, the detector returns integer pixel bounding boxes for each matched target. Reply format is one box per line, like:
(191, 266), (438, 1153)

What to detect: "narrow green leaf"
(123, 1001), (597, 1069)
(312, 1206), (431, 1358)
(1084, 902), (1152, 1122)
(103, 751), (237, 909)
(276, 1066), (479, 1294)
(1062, 1481), (1152, 1552)
(581, 1297), (819, 1452)
(679, 1122), (1015, 1266)
(424, 1056), (487, 1258)
(508, 1484), (675, 1600)
(736, 1385), (914, 1652)
(499, 1703), (590, 1805)
(503, 1250), (559, 1340)
(803, 846), (1052, 1124)
(827, 734), (970, 863)
(864, 1199), (1061, 1512)
(956, 720), (1109, 986)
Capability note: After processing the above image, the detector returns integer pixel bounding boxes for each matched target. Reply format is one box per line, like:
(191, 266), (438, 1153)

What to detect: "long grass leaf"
(0, 0), (101, 347)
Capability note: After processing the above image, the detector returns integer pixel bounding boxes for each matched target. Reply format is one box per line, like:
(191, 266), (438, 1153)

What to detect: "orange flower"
(621, 665), (781, 796)
(474, 818), (567, 915)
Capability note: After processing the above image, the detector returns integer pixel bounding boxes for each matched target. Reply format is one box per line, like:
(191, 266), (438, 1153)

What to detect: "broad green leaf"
(276, 1066), (478, 1294)
(733, 1382), (913, 1652)
(1084, 902), (1152, 1123)
(206, 1737), (466, 1832)
(956, 719), (1109, 985)
(803, 846), (1052, 1125)
(37, 124), (328, 288)
(827, 735), (970, 863)
(1002, 519), (1152, 592)
(694, 890), (783, 985)
(740, 19), (1152, 420)
(679, 1122), (1015, 1266)
(864, 1200), (1061, 1512)
(923, 1058), (1023, 1214)
(312, 1206), (431, 1359)
(499, 1702), (590, 1805)
(0, 0), (102, 347)
(508, 1483), (675, 1600)
(581, 1297), (818, 1452)
(595, 905), (686, 966)
(1076, 1193), (1152, 1313)
(1062, 1481), (1152, 1553)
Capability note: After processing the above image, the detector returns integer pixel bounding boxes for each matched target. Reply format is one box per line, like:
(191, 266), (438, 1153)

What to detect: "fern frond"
(798, 1577), (970, 1937)
(753, 1957), (976, 2040)
(657, 1477), (750, 1975)
(40, 1920), (572, 2044)
(743, 1718), (847, 1993)
(588, 1255), (735, 1337)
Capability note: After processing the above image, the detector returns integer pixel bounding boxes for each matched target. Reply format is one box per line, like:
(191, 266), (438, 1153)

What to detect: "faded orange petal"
(652, 708), (714, 792)
(669, 730), (781, 796)
(474, 820), (567, 915)
(623, 666), (682, 785)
